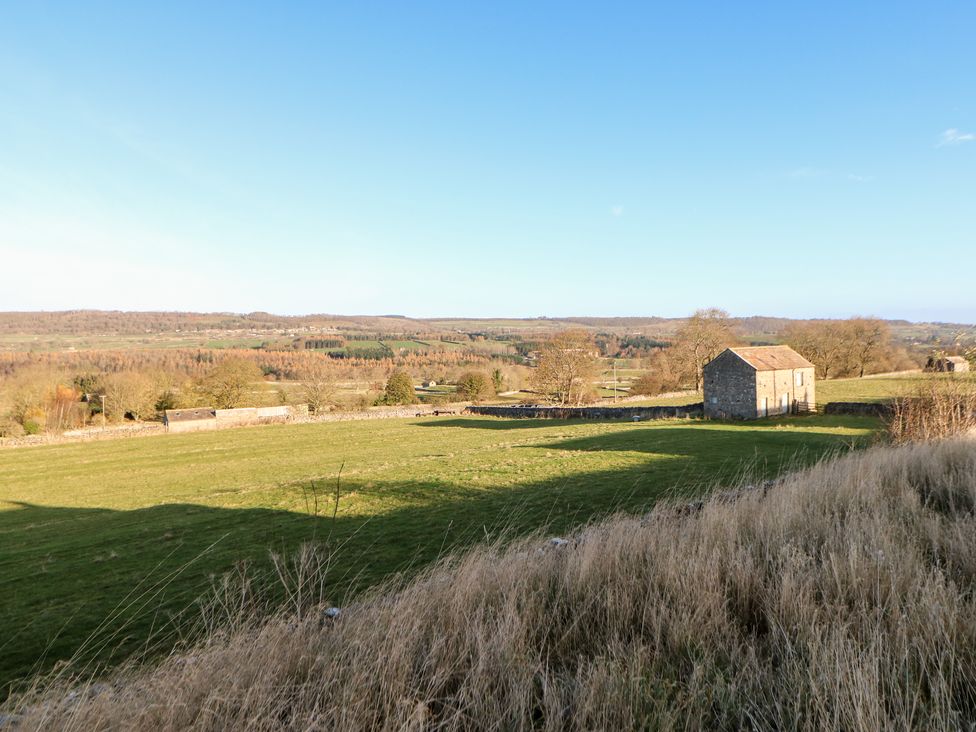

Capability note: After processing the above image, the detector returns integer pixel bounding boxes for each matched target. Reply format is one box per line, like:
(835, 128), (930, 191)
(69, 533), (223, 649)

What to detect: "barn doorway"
(760, 397), (768, 417)
(780, 393), (789, 414)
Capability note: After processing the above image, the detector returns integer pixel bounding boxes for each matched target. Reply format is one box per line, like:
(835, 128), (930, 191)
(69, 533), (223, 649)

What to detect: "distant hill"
(0, 310), (970, 343)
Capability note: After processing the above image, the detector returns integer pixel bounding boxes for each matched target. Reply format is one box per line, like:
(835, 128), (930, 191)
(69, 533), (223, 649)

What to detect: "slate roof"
(728, 346), (814, 371)
(164, 407), (217, 422)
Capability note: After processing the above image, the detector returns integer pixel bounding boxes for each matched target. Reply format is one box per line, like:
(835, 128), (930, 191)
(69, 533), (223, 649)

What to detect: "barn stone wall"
(166, 417), (218, 433)
(703, 351), (757, 419)
(755, 367), (816, 417)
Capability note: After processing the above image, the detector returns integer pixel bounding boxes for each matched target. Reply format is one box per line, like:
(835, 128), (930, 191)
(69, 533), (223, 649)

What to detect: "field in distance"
(0, 413), (876, 691)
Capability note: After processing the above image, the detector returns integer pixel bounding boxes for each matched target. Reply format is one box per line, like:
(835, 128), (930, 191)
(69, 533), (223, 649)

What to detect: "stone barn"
(704, 346), (815, 419)
(925, 356), (971, 373)
(163, 407), (217, 432)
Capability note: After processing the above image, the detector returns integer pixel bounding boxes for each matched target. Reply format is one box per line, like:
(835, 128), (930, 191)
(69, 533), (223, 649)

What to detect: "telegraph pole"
(100, 394), (106, 428)
(613, 360), (617, 403)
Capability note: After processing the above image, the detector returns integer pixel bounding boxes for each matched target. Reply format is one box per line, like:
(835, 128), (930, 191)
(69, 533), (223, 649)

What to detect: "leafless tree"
(844, 318), (892, 378)
(671, 309), (737, 391)
(300, 362), (338, 414)
(784, 321), (846, 380)
(531, 330), (600, 405)
(101, 371), (158, 421)
(202, 358), (264, 409)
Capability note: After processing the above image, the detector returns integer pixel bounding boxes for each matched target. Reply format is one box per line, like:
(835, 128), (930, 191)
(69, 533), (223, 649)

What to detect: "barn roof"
(728, 346), (814, 371)
(946, 356), (968, 364)
(164, 407), (216, 422)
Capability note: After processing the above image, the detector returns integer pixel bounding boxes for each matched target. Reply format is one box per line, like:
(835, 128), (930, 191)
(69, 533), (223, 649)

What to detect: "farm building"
(925, 355), (971, 373)
(164, 405), (308, 432)
(163, 407), (217, 433)
(704, 346), (815, 420)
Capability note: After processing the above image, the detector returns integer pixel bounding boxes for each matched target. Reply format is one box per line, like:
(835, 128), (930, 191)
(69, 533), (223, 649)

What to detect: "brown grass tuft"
(10, 438), (976, 730)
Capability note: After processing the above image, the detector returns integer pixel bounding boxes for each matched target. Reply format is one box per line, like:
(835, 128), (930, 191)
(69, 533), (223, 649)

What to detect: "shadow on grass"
(0, 421), (870, 697)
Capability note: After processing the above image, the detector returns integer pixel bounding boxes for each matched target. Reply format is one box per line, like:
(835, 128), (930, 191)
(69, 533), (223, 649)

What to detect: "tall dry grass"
(886, 377), (976, 444)
(9, 438), (976, 730)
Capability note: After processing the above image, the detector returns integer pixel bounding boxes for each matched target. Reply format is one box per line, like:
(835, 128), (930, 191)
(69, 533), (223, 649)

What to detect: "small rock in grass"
(323, 606), (341, 619)
(549, 537), (569, 548)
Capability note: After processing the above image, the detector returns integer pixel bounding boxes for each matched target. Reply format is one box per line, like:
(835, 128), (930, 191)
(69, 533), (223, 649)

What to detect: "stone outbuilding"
(704, 346), (815, 419)
(164, 405), (308, 432)
(163, 407), (217, 433)
(925, 356), (971, 373)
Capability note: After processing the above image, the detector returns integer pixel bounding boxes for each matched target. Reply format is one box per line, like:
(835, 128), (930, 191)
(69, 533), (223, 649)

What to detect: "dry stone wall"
(464, 404), (703, 420)
(823, 402), (893, 417)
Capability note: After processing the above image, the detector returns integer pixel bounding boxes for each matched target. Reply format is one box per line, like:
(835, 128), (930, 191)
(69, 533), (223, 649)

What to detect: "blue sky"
(1, 2), (973, 322)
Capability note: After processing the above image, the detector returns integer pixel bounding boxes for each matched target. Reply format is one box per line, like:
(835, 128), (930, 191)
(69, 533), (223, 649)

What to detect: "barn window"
(710, 396), (718, 404)
(795, 372), (804, 387)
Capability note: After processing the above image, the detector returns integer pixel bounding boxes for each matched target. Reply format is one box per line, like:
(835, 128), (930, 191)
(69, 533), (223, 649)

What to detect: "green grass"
(381, 339), (429, 351)
(0, 414), (876, 691)
(815, 372), (976, 403)
(622, 392), (702, 407)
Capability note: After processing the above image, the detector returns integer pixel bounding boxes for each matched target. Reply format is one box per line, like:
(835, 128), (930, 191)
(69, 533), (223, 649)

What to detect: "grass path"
(0, 414), (876, 691)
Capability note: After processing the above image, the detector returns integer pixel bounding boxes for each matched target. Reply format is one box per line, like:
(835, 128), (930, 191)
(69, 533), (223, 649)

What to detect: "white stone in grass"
(549, 537), (569, 548)
(323, 606), (341, 619)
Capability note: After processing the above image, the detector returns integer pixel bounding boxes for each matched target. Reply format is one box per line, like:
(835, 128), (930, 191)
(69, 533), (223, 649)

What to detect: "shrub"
(381, 370), (417, 405)
(629, 372), (665, 396)
(491, 368), (504, 392)
(0, 419), (25, 438)
(886, 378), (976, 444)
(22, 419), (42, 436)
(455, 371), (495, 401)
(154, 390), (180, 414)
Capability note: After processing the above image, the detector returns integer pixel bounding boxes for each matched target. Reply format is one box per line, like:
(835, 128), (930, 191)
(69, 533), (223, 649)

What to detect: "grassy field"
(0, 414), (877, 691)
(0, 333), (289, 352)
(815, 372), (976, 402)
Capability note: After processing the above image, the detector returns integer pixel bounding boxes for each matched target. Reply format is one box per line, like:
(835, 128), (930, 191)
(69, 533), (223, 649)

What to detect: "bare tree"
(300, 362), (338, 414)
(843, 318), (891, 378)
(532, 330), (600, 405)
(671, 309), (737, 391)
(786, 318), (893, 379)
(784, 322), (846, 380)
(101, 371), (158, 421)
(202, 358), (264, 409)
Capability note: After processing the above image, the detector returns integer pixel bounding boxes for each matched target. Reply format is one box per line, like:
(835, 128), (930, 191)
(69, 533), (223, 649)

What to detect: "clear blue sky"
(2, 2), (973, 322)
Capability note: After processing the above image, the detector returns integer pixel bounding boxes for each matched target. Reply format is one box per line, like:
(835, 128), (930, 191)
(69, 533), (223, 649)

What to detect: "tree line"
(528, 311), (930, 405)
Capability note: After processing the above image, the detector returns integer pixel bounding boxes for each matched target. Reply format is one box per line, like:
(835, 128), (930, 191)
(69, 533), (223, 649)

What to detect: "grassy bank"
(10, 436), (975, 730)
(0, 414), (875, 691)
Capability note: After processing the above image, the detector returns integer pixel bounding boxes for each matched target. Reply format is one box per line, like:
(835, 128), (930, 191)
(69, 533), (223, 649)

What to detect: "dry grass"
(887, 377), (976, 444)
(9, 438), (976, 730)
